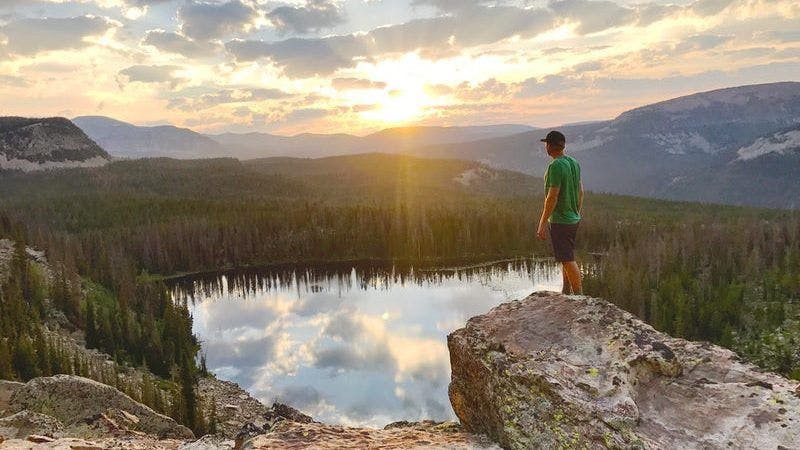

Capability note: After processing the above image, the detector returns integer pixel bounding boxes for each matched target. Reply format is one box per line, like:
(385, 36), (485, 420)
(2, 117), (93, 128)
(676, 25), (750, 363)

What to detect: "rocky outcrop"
(198, 377), (269, 438)
(0, 117), (109, 171)
(5, 375), (193, 440)
(448, 292), (800, 449)
(225, 402), (498, 449)
(239, 419), (499, 450)
(229, 402), (499, 450)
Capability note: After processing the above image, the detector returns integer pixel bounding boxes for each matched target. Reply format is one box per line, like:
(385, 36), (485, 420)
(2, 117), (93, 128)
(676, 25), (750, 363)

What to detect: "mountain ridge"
(0, 117), (109, 171)
(74, 116), (536, 160)
(414, 81), (800, 208)
(72, 116), (224, 159)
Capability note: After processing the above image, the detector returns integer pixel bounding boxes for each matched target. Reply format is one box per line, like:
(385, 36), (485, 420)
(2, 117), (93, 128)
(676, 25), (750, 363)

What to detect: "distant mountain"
(212, 124), (536, 159)
(365, 124), (536, 147)
(72, 116), (225, 159)
(415, 82), (800, 208)
(72, 115), (535, 160)
(210, 132), (364, 159)
(0, 117), (109, 171)
(245, 152), (542, 199)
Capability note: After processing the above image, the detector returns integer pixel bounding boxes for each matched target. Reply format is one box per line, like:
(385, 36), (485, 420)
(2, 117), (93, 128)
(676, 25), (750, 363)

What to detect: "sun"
(362, 89), (430, 125)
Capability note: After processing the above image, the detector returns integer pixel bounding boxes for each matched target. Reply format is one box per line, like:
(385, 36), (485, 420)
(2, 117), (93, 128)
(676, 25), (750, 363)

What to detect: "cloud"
(674, 34), (733, 53)
(312, 343), (395, 372)
(634, 3), (681, 26)
(143, 30), (221, 58)
(267, 0), (344, 34)
(549, 0), (636, 34)
(291, 292), (345, 316)
(227, 5), (554, 77)
(226, 35), (364, 77)
(0, 15), (116, 56)
(571, 60), (603, 72)
(179, 0), (260, 41)
(723, 47), (774, 58)
(690, 0), (736, 17)
(411, 0), (494, 13)
(516, 74), (584, 98)
(0, 0), (31, 8)
(168, 87), (293, 110)
(774, 47), (800, 59)
(204, 335), (278, 373)
(331, 77), (386, 90)
(760, 30), (800, 43)
(274, 385), (325, 410)
(118, 65), (184, 87)
(0, 74), (29, 87)
(126, 0), (174, 5)
(451, 78), (514, 102)
(278, 108), (330, 123)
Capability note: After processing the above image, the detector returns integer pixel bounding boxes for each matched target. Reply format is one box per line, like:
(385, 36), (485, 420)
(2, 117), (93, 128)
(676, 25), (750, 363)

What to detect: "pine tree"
(13, 335), (39, 381)
(0, 339), (14, 379)
(179, 355), (198, 432)
(85, 300), (98, 349)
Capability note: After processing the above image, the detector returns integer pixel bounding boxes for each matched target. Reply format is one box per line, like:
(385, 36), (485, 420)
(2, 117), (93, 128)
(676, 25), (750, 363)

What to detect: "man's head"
(540, 130), (566, 157)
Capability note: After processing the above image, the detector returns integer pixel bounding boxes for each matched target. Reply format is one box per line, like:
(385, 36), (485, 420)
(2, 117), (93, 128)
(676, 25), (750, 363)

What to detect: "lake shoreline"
(157, 253), (551, 282)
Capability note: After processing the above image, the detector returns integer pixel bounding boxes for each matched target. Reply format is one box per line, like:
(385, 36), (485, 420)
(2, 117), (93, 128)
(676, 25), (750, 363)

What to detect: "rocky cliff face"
(0, 117), (109, 171)
(448, 292), (800, 449)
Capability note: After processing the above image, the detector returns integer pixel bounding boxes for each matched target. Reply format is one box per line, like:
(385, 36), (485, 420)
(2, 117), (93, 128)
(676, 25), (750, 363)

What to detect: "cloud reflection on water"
(174, 260), (560, 427)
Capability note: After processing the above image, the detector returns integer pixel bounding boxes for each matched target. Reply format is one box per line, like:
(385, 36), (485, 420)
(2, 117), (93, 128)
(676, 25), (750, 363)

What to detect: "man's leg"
(562, 261), (582, 295)
(561, 268), (573, 294)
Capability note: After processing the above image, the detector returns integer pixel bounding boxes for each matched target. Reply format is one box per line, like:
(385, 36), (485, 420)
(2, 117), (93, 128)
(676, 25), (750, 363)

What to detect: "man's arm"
(537, 186), (560, 240)
(578, 181), (584, 215)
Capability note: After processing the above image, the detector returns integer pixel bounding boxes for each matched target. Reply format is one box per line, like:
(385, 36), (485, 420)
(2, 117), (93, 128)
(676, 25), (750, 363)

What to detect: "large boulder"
(7, 375), (193, 439)
(447, 292), (800, 449)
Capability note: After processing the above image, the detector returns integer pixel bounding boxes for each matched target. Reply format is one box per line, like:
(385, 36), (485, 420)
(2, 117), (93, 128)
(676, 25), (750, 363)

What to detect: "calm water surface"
(170, 259), (561, 427)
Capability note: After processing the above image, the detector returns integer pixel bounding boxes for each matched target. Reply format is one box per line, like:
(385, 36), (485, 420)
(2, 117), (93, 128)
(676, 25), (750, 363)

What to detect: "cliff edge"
(448, 292), (800, 449)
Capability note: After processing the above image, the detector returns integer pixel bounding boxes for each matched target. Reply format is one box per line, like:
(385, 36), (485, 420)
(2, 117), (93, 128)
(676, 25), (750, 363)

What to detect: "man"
(536, 130), (583, 295)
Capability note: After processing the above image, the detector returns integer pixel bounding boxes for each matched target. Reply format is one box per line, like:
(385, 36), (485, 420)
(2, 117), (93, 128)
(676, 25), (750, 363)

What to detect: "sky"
(0, 0), (798, 135)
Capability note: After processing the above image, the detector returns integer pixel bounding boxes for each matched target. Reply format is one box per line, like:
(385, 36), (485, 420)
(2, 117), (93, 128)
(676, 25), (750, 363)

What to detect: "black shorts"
(549, 222), (579, 262)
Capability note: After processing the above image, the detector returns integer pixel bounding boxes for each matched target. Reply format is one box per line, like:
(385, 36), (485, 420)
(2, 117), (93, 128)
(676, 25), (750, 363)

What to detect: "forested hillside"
(0, 232), (208, 433)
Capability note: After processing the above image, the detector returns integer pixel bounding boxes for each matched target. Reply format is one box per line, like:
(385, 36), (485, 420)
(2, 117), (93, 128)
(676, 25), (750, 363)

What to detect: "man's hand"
(538, 186), (559, 241)
(537, 222), (548, 240)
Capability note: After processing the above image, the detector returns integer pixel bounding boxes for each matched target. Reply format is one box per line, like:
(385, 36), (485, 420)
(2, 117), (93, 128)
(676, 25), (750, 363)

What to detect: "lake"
(169, 259), (562, 428)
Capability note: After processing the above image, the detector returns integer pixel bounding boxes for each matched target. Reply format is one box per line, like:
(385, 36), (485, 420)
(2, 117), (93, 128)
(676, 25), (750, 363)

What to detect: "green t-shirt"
(544, 155), (581, 224)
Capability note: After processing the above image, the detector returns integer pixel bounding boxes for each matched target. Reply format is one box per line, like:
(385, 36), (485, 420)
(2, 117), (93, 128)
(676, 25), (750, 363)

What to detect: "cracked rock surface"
(447, 292), (800, 450)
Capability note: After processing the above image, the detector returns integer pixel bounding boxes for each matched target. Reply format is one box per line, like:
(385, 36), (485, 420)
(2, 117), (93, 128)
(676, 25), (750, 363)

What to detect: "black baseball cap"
(540, 130), (566, 144)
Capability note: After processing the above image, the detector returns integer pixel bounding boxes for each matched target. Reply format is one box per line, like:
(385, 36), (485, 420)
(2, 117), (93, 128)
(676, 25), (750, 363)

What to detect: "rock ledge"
(448, 292), (800, 449)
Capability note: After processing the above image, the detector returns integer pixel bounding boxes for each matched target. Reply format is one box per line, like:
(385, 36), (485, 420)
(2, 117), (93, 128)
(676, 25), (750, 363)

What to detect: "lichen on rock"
(447, 292), (800, 449)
